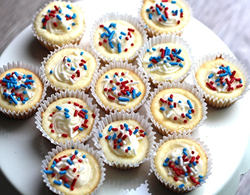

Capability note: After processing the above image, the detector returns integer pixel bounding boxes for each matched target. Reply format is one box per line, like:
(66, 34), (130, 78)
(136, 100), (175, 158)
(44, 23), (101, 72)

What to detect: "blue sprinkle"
(72, 13), (77, 19)
(152, 47), (156, 51)
(164, 60), (167, 63)
(179, 184), (185, 189)
(120, 31), (126, 36)
(240, 79), (242, 83)
(188, 109), (192, 114)
(186, 113), (192, 119)
(132, 89), (136, 99)
(180, 8), (183, 13)
(119, 35), (122, 40)
(59, 170), (67, 175)
(56, 106), (62, 111)
(65, 114), (70, 119)
(99, 133), (103, 138)
(146, 8), (150, 12)
(133, 129), (138, 134)
(199, 179), (203, 182)
(217, 83), (220, 86)
(23, 91), (27, 94)
(21, 84), (27, 88)
(53, 180), (62, 185)
(118, 97), (130, 102)
(187, 100), (193, 108)
(108, 31), (115, 41)
(148, 63), (153, 68)
(66, 4), (72, 9)
(156, 7), (161, 15)
(44, 170), (54, 174)
(160, 107), (165, 111)
(149, 13), (152, 20)
(117, 43), (121, 53)
(50, 70), (53, 74)
(80, 51), (84, 55)
(163, 163), (168, 167)
(107, 135), (111, 140)
(168, 97), (173, 102)
(199, 175), (203, 178)
(165, 158), (170, 163)
(175, 160), (179, 165)
(208, 73), (214, 79)
(79, 127), (83, 131)
(43, 26), (46, 29)
(117, 139), (122, 143)
(171, 1), (176, 4)
(147, 49), (150, 52)
(64, 108), (69, 112)
(117, 145), (121, 149)
(126, 91), (130, 96)
(185, 173), (188, 176)
(64, 183), (70, 188)
(75, 150), (78, 155)
(219, 73), (229, 77)
(85, 114), (88, 119)
(179, 63), (184, 67)
(112, 87), (116, 91)
(51, 164), (56, 168)
(108, 126), (113, 132)
(175, 10), (178, 15)
(169, 62), (178, 66)
(67, 159), (73, 165)
(59, 9), (62, 13)
(109, 41), (114, 49)
(178, 49), (182, 54)
(105, 75), (109, 79)
(170, 105), (174, 108)
(136, 92), (141, 97)
(56, 15), (62, 21)
(222, 82), (226, 86)
(189, 163), (192, 167)
(176, 55), (184, 61)
(27, 85), (31, 89)
(112, 133), (117, 140)
(215, 78), (220, 82)
(128, 146), (131, 150)
(84, 65), (87, 70)
(72, 23), (75, 26)
(161, 15), (167, 21)
(104, 26), (111, 34)
(82, 155), (86, 158)
(65, 14), (71, 18)
(193, 162), (197, 166)
(82, 109), (88, 113)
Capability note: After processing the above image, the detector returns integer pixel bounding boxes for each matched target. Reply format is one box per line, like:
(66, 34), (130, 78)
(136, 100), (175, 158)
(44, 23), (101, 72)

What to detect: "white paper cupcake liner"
(41, 43), (100, 93)
(146, 82), (207, 135)
(90, 60), (151, 113)
(89, 12), (148, 64)
(192, 52), (250, 108)
(150, 132), (212, 193)
(0, 61), (48, 119)
(31, 0), (86, 51)
(138, 0), (193, 37)
(41, 140), (106, 195)
(136, 34), (194, 87)
(35, 89), (100, 145)
(92, 110), (156, 169)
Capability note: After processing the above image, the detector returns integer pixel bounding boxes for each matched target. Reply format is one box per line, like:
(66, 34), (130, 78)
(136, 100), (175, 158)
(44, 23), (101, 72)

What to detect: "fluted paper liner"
(35, 90), (100, 145)
(150, 132), (212, 193)
(92, 111), (156, 169)
(41, 44), (100, 93)
(32, 0), (86, 51)
(90, 60), (151, 113)
(138, 0), (193, 37)
(192, 52), (250, 108)
(0, 61), (48, 119)
(136, 34), (194, 87)
(89, 12), (148, 64)
(146, 82), (207, 135)
(41, 140), (106, 195)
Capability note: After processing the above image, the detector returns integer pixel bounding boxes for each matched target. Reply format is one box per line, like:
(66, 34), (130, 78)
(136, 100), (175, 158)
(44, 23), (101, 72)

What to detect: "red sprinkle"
(62, 134), (68, 138)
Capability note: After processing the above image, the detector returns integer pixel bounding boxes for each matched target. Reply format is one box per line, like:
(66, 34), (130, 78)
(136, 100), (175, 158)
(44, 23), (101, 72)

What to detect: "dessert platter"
(1, 0), (250, 195)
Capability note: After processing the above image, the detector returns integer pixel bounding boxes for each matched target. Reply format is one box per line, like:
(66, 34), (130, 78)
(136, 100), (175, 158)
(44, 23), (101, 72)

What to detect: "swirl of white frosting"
(50, 103), (85, 138)
(53, 53), (87, 84)
(0, 71), (36, 105)
(165, 143), (203, 180)
(161, 93), (194, 123)
(45, 6), (76, 35)
(108, 130), (140, 157)
(147, 1), (182, 27)
(52, 151), (93, 187)
(99, 23), (135, 53)
(102, 71), (141, 105)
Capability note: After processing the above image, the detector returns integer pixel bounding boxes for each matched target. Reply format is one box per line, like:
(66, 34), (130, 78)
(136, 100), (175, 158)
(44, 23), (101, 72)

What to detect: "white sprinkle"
(125, 71), (129, 76)
(162, 65), (168, 71)
(53, 167), (60, 173)
(184, 161), (189, 165)
(179, 157), (183, 166)
(119, 101), (128, 105)
(143, 59), (150, 63)
(166, 63), (171, 67)
(128, 81), (139, 85)
(150, 67), (160, 72)
(70, 78), (75, 84)
(73, 159), (78, 163)
(48, 117), (52, 121)
(71, 130), (78, 138)
(166, 111), (173, 118)
(184, 177), (188, 183)
(103, 79), (109, 82)
(56, 161), (63, 167)
(133, 148), (137, 155)
(190, 167), (197, 174)
(128, 136), (132, 143)
(182, 166), (187, 172)
(137, 137), (143, 141)
(168, 172), (172, 176)
(78, 165), (84, 172)
(123, 140), (126, 145)
(66, 172), (74, 180)
(58, 134), (62, 138)
(61, 157), (69, 161)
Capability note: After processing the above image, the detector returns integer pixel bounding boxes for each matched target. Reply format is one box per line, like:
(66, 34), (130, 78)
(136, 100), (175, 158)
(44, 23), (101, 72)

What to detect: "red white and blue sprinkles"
(44, 150), (93, 191)
(145, 0), (184, 26)
(0, 71), (36, 105)
(205, 64), (243, 92)
(98, 22), (136, 53)
(144, 46), (185, 74)
(41, 3), (77, 33)
(48, 101), (96, 138)
(49, 51), (88, 84)
(102, 70), (142, 106)
(162, 145), (204, 188)
(159, 93), (195, 123)
(99, 122), (146, 156)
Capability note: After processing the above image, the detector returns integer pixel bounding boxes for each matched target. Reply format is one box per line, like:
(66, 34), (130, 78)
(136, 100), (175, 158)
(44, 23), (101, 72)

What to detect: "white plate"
(1, 0), (250, 195)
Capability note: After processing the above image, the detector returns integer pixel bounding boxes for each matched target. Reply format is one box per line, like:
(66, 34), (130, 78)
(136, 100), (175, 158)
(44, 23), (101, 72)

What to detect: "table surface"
(1, 0), (250, 195)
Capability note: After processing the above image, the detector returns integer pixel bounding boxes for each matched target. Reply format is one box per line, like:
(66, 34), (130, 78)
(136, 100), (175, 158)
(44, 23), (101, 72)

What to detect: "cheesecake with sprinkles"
(95, 68), (146, 112)
(150, 87), (203, 135)
(142, 42), (191, 84)
(98, 119), (149, 167)
(44, 47), (98, 91)
(0, 67), (43, 114)
(41, 97), (96, 144)
(153, 137), (209, 192)
(195, 56), (247, 108)
(140, 0), (190, 36)
(44, 149), (101, 195)
(33, 1), (85, 50)
(92, 17), (144, 62)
